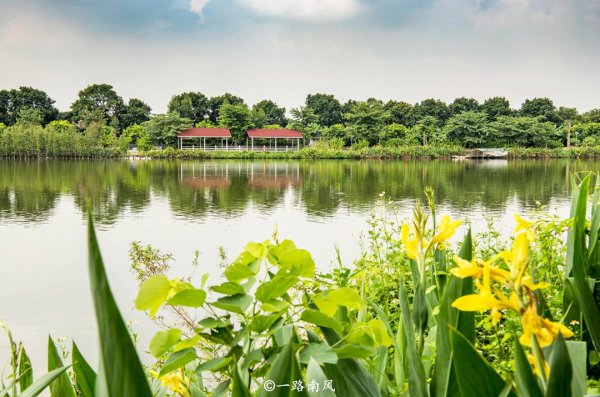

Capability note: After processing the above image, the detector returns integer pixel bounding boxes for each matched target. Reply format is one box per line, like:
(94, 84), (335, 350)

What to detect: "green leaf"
(18, 344), (33, 392)
(47, 336), (76, 397)
(432, 229), (474, 397)
(333, 344), (375, 359)
(232, 365), (251, 397)
(249, 314), (281, 333)
(167, 289), (206, 307)
(134, 275), (171, 317)
(245, 242), (268, 259)
(211, 294), (253, 314)
(255, 275), (298, 302)
(198, 317), (227, 329)
(72, 341), (97, 397)
(306, 358), (336, 397)
(398, 282), (428, 397)
(267, 240), (297, 264)
(258, 342), (308, 397)
(514, 340), (543, 397)
(449, 327), (515, 397)
(566, 341), (587, 397)
(325, 287), (364, 310)
(19, 366), (71, 397)
(159, 348), (197, 377)
(301, 309), (344, 333)
(566, 174), (600, 352)
(211, 282), (245, 296)
(299, 344), (338, 364)
(225, 252), (261, 282)
(262, 299), (290, 313)
(174, 335), (202, 351)
(197, 357), (233, 372)
(546, 333), (573, 397)
(149, 329), (183, 357)
(87, 213), (153, 396)
(278, 248), (315, 278)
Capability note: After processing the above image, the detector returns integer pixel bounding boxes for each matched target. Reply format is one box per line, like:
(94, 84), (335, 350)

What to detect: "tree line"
(1, 84), (600, 149)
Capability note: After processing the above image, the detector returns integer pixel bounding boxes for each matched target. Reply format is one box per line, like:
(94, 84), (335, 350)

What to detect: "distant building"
(177, 128), (231, 150)
(246, 129), (303, 151)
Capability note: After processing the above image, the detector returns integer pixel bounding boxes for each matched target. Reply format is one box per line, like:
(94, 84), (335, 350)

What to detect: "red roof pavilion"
(177, 128), (231, 138)
(246, 129), (303, 139)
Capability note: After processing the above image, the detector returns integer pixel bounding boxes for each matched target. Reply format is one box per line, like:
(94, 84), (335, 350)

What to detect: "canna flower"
(150, 370), (191, 397)
(514, 214), (537, 240)
(500, 233), (529, 282)
(527, 352), (550, 377)
(519, 306), (574, 348)
(452, 264), (515, 313)
(401, 223), (420, 261)
(432, 215), (462, 245)
(450, 255), (509, 284)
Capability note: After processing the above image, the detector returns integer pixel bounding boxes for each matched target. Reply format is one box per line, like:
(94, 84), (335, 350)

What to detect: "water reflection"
(0, 159), (597, 224)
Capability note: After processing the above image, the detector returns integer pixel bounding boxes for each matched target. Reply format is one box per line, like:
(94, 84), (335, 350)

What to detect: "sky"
(0, 0), (599, 113)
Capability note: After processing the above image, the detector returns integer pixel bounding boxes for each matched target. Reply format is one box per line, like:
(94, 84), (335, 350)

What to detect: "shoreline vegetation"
(2, 175), (599, 396)
(2, 85), (600, 160)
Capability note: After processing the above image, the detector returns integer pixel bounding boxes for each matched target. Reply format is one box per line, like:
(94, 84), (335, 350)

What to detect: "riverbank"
(3, 143), (600, 160)
(141, 145), (600, 159)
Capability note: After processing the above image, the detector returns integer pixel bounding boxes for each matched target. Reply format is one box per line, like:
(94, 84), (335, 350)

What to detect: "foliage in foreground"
(1, 173), (598, 396)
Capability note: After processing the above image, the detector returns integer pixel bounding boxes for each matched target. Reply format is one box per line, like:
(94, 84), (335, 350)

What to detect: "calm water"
(0, 158), (598, 369)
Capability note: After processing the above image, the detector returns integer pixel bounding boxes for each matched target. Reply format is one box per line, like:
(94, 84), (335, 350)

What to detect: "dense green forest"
(1, 84), (600, 155)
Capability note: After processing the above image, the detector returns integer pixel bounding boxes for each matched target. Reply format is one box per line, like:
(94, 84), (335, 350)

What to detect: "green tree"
(488, 116), (560, 147)
(70, 84), (125, 130)
(520, 97), (557, 123)
(122, 98), (151, 129)
(208, 94), (244, 123)
(305, 93), (343, 127)
(384, 100), (412, 126)
(481, 97), (512, 121)
(144, 113), (193, 147)
(408, 116), (445, 145)
(344, 99), (390, 145)
(167, 92), (209, 124)
(218, 103), (252, 143)
(408, 99), (450, 127)
(449, 97), (480, 115)
(556, 107), (580, 148)
(381, 123), (410, 143)
(289, 106), (319, 140)
(252, 99), (286, 127)
(0, 87), (59, 125)
(0, 90), (8, 125)
(443, 111), (489, 148)
(16, 108), (44, 126)
(583, 109), (600, 123)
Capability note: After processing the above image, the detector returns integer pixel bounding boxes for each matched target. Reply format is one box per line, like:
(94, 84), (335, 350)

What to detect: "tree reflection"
(0, 159), (596, 224)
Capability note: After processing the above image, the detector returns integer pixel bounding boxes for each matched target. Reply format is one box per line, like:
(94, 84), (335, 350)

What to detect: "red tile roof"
(178, 128), (231, 138)
(247, 129), (303, 138)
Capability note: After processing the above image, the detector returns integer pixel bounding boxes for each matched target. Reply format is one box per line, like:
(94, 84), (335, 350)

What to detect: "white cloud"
(238, 0), (362, 21)
(189, 0), (210, 16)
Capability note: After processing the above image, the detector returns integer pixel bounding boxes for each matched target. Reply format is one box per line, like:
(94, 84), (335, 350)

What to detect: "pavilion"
(246, 129), (303, 151)
(177, 128), (231, 150)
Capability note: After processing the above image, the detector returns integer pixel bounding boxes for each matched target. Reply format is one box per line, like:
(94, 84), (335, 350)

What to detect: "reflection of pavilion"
(178, 162), (301, 189)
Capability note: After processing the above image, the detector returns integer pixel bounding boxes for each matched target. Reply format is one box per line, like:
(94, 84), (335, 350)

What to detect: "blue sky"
(1, 0), (599, 112)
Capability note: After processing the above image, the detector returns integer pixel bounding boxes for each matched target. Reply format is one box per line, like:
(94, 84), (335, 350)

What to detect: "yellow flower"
(527, 352), (550, 378)
(452, 264), (510, 312)
(514, 214), (533, 234)
(401, 223), (420, 260)
(159, 372), (191, 397)
(450, 255), (510, 284)
(519, 306), (574, 348)
(432, 215), (462, 245)
(514, 214), (538, 240)
(500, 233), (529, 282)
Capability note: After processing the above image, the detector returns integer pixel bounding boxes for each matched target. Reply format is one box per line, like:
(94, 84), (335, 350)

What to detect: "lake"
(0, 158), (598, 369)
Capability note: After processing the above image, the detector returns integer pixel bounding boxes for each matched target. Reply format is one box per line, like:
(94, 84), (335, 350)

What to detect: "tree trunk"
(566, 120), (571, 149)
